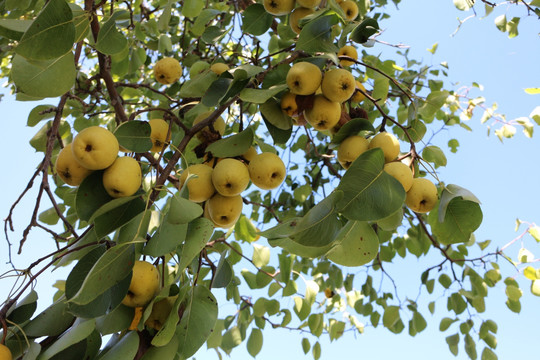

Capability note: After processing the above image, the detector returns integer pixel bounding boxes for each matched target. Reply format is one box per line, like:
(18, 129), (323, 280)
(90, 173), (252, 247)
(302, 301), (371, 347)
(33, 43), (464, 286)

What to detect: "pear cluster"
(283, 61), (364, 131)
(262, 0), (359, 34)
(337, 131), (438, 214)
(55, 126), (142, 198)
(179, 148), (286, 229)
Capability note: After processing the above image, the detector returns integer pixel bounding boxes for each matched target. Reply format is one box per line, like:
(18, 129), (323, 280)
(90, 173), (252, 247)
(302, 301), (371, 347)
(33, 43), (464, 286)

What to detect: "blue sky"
(1, 0), (539, 359)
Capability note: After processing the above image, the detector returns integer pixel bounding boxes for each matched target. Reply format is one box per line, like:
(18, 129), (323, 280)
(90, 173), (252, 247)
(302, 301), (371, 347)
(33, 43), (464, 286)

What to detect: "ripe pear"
(248, 152), (286, 190)
(154, 57), (182, 85)
(206, 193), (244, 228)
(304, 94), (341, 131)
(384, 161), (413, 192)
(321, 68), (356, 103)
(340, 0), (359, 21)
(122, 260), (160, 308)
(263, 0), (295, 15)
(337, 45), (358, 67)
(286, 62), (322, 96)
(0, 344), (12, 360)
(296, 0), (321, 8)
(148, 119), (171, 153)
(351, 80), (366, 103)
(281, 91), (298, 117)
(102, 156), (142, 198)
(144, 296), (178, 331)
(289, 7), (314, 34)
(405, 178), (438, 213)
(210, 62), (229, 75)
(72, 126), (119, 170)
(55, 143), (93, 186)
(212, 158), (250, 196)
(179, 164), (216, 202)
(368, 132), (400, 163)
(337, 135), (369, 169)
(192, 111), (226, 142)
(242, 146), (258, 162)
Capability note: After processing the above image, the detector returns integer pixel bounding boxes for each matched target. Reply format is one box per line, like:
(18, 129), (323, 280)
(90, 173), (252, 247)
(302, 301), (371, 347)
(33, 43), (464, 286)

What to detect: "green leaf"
(438, 184), (481, 222)
(419, 90), (449, 122)
(301, 338), (310, 354)
(308, 313), (324, 337)
(382, 306), (403, 333)
(75, 171), (112, 222)
(252, 243), (270, 267)
(247, 328), (263, 357)
(99, 331), (139, 360)
(143, 215), (187, 257)
(481, 347), (498, 360)
(240, 84), (288, 104)
(446, 333), (460, 356)
(151, 293), (185, 347)
(213, 253), (233, 288)
(23, 299), (75, 337)
(191, 9), (222, 36)
(180, 70), (218, 97)
(464, 333), (478, 360)
(39, 319), (96, 360)
(206, 127), (255, 158)
(288, 191), (343, 247)
(95, 11), (129, 55)
(494, 14), (507, 32)
(12, 52), (76, 98)
(168, 195), (203, 225)
(27, 104), (56, 127)
(350, 17), (380, 44)
(328, 319), (345, 341)
(336, 148), (406, 221)
(296, 13), (339, 54)
(429, 197), (483, 245)
(7, 290), (38, 324)
(0, 19), (32, 41)
(422, 145), (447, 168)
(260, 98), (293, 130)
(15, 0), (75, 60)
(95, 305), (133, 335)
(531, 280), (540, 297)
(202, 76), (233, 107)
(327, 221), (380, 267)
(177, 217), (214, 272)
(142, 336), (179, 360)
(93, 197), (147, 238)
(507, 17), (519, 38)
(69, 244), (135, 306)
(440, 317), (458, 331)
(182, 0), (205, 18)
(261, 110), (293, 144)
(114, 121), (152, 153)
(234, 215), (258, 243)
(371, 77), (389, 104)
(312, 341), (321, 360)
(242, 4), (273, 36)
(176, 286), (218, 358)
(269, 236), (333, 258)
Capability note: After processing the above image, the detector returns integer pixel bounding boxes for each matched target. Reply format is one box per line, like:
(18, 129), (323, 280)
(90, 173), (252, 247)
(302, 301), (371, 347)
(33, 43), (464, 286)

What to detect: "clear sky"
(1, 0), (539, 359)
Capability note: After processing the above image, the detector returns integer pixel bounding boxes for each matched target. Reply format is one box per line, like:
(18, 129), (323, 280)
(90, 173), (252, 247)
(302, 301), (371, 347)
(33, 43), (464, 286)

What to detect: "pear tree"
(1, 0), (540, 359)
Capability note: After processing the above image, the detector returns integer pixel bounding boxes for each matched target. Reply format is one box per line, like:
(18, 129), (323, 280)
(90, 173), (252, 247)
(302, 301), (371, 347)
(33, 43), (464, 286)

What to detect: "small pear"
(122, 261), (160, 308)
(212, 158), (250, 196)
(148, 119), (171, 153)
(337, 135), (369, 169)
(368, 132), (400, 163)
(405, 178), (438, 213)
(206, 193), (244, 228)
(337, 45), (358, 67)
(248, 152), (286, 190)
(286, 62), (322, 95)
(321, 68), (356, 103)
(179, 164), (216, 203)
(384, 161), (413, 192)
(72, 126), (119, 170)
(303, 94), (341, 131)
(154, 57), (182, 85)
(55, 143), (93, 186)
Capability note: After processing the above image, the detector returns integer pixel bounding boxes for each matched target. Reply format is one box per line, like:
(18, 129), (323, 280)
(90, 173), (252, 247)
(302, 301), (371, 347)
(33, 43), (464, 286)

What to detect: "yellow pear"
(0, 344), (12, 360)
(337, 135), (369, 169)
(72, 126), (119, 170)
(321, 68), (356, 103)
(281, 91), (298, 117)
(122, 260), (160, 308)
(55, 143), (93, 186)
(149, 119), (171, 153)
(351, 81), (366, 103)
(144, 296), (178, 331)
(340, 0), (359, 21)
(263, 0), (295, 15)
(286, 62), (322, 95)
(406, 178), (438, 213)
(206, 193), (244, 228)
(368, 132), (400, 163)
(384, 161), (413, 192)
(242, 146), (258, 162)
(192, 111), (226, 142)
(210, 62), (229, 75)
(296, 0), (321, 8)
(179, 164), (216, 203)
(304, 94), (341, 131)
(337, 45), (358, 67)
(289, 7), (314, 34)
(102, 156), (142, 198)
(212, 158), (250, 196)
(248, 152), (286, 190)
(154, 57), (182, 85)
